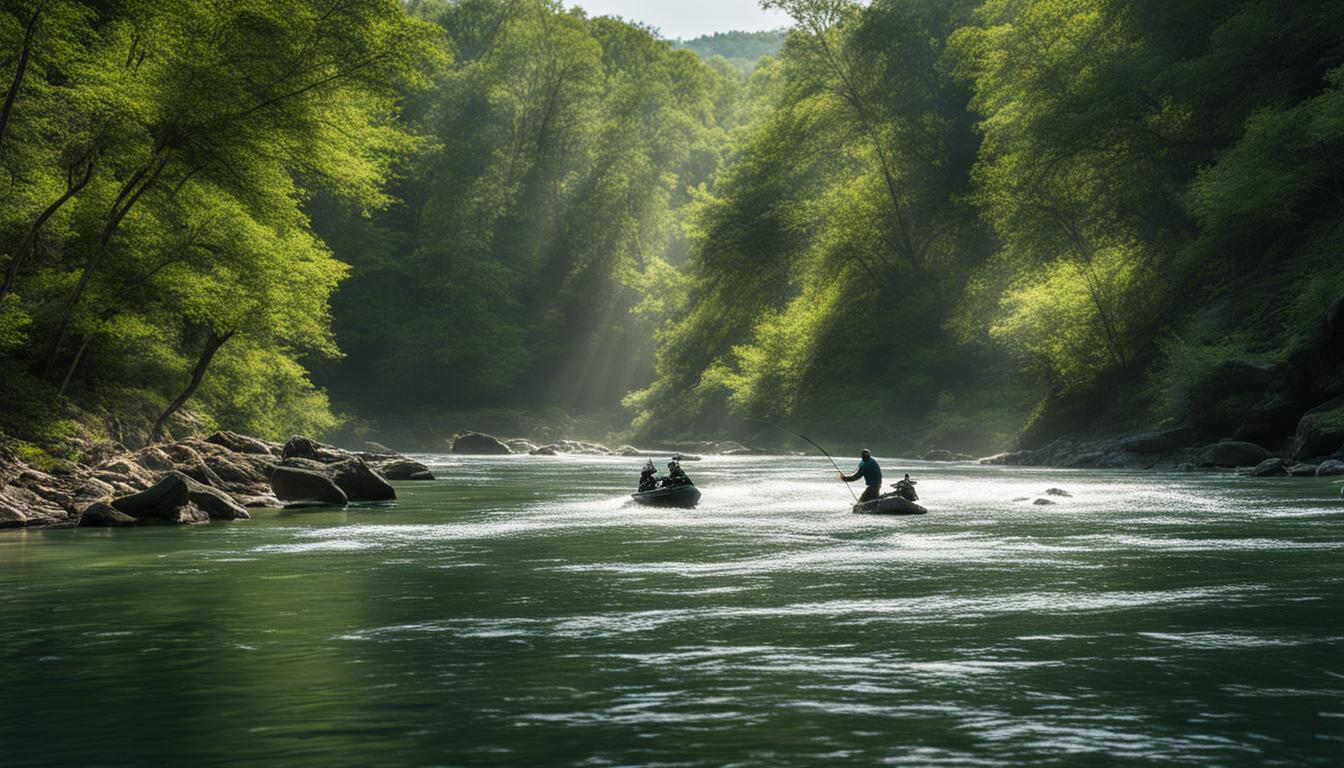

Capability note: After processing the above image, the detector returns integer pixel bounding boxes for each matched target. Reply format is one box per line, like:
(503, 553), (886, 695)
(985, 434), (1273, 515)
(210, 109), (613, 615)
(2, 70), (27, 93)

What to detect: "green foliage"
(0, 0), (442, 446)
(677, 30), (787, 69)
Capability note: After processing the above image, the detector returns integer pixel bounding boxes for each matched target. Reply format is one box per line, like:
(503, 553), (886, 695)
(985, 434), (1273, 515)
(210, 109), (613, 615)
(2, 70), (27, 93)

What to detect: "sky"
(569, 1), (792, 40)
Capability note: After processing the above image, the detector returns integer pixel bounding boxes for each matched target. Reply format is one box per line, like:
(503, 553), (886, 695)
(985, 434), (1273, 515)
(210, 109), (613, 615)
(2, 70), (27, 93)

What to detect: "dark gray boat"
(631, 484), (702, 508)
(852, 495), (928, 516)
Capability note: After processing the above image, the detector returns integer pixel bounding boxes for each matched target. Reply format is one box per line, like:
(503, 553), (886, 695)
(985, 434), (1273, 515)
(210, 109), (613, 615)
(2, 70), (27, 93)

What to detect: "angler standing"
(841, 449), (883, 503)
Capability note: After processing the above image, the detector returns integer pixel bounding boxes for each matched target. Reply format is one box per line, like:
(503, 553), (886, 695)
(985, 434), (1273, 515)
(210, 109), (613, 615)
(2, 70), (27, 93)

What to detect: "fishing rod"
(743, 417), (858, 503)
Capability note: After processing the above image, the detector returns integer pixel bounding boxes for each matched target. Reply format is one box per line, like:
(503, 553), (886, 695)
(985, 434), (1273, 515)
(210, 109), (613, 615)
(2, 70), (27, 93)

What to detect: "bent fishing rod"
(743, 417), (858, 503)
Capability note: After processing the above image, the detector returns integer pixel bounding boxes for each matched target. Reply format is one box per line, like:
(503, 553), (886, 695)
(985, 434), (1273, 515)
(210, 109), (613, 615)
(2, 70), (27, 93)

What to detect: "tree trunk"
(148, 329), (235, 445)
(0, 5), (40, 148)
(1, 151), (98, 303)
(42, 151), (168, 379)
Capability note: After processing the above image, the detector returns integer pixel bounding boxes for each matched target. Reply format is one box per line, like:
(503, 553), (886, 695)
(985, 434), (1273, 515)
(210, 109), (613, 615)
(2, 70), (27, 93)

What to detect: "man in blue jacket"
(842, 449), (883, 502)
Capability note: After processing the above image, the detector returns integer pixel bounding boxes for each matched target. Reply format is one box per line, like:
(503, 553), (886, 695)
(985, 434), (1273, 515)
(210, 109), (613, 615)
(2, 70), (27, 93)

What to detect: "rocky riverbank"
(0, 432), (435, 530)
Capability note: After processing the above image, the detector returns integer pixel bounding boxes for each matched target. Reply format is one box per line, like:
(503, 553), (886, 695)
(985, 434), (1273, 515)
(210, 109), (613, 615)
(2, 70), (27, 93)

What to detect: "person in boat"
(662, 457), (691, 488)
(893, 473), (918, 502)
(841, 449), (883, 503)
(638, 460), (659, 492)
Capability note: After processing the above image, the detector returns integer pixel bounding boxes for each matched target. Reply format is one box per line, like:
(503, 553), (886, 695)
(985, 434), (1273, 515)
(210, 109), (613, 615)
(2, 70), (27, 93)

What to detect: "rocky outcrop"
(1199, 441), (1273, 468)
(506, 439), (538, 454)
(1290, 398), (1344, 461)
(269, 466), (348, 506)
(452, 432), (513, 455)
(109, 475), (214, 524)
(1251, 458), (1289, 477)
(282, 435), (350, 463)
(377, 459), (435, 481)
(326, 458), (396, 502)
(206, 430), (280, 456)
(1, 430), (431, 529)
(77, 503), (137, 528)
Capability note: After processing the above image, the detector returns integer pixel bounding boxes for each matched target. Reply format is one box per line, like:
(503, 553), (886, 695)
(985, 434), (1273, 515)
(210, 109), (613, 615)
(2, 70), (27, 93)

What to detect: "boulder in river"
(1044, 488), (1072, 497)
(326, 458), (396, 502)
(1033, 498), (1057, 506)
(78, 503), (138, 528)
(1199, 441), (1272, 468)
(1287, 463), (1318, 477)
(451, 432), (513, 455)
(376, 459), (435, 481)
(1290, 398), (1344, 461)
(1251, 458), (1289, 477)
(269, 466), (348, 506)
(111, 473), (248, 522)
(166, 471), (250, 520)
(1317, 459), (1344, 477)
(506, 439), (538, 454)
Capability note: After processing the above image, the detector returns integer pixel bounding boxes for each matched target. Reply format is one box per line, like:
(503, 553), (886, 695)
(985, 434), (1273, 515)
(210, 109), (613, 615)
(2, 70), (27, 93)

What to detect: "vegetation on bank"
(2, 0), (1342, 459)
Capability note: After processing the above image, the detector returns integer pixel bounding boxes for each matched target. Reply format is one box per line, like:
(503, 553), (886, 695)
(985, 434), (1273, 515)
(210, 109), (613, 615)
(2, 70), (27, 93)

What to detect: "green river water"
(2, 455), (1343, 766)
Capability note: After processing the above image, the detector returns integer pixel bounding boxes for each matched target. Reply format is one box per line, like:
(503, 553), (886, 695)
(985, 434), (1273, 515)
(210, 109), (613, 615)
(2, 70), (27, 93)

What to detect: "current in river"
(2, 455), (1342, 766)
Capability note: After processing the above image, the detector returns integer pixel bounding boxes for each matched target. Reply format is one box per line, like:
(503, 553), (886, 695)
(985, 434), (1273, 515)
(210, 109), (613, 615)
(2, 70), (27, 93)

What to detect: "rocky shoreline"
(0, 432), (435, 530)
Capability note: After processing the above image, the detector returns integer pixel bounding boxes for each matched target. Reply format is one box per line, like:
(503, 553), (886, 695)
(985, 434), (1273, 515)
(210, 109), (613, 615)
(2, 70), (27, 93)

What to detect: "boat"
(631, 483), (702, 508)
(852, 494), (928, 516)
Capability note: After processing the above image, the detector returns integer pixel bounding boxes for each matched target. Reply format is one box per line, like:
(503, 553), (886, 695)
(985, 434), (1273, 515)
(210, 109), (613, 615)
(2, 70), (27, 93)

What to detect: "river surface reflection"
(2, 455), (1342, 765)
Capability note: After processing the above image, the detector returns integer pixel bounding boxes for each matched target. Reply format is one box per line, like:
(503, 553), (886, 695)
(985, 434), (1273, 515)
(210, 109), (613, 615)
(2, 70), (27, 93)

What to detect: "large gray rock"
(166, 471), (250, 521)
(269, 466), (347, 506)
(1250, 458), (1289, 477)
(1200, 441), (1273, 468)
(111, 474), (191, 520)
(1317, 459), (1344, 477)
(451, 432), (513, 455)
(281, 435), (351, 464)
(327, 458), (396, 502)
(1291, 398), (1344, 461)
(375, 459), (435, 481)
(78, 503), (138, 528)
(206, 430), (278, 456)
(109, 475), (219, 524)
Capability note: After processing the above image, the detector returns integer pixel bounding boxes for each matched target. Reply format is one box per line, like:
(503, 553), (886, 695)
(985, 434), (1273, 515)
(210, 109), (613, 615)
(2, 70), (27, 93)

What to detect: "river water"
(2, 455), (1342, 766)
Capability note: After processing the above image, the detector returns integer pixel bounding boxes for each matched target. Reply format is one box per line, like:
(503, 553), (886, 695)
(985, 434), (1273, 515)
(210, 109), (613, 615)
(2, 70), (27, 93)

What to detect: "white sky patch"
(569, 0), (792, 40)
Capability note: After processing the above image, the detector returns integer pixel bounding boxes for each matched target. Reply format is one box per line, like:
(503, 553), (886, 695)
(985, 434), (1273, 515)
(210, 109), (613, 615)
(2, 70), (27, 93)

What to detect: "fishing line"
(743, 417), (859, 503)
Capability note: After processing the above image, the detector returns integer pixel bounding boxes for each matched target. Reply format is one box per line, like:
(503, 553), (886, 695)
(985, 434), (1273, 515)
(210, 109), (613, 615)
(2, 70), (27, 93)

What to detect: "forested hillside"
(677, 29), (786, 68)
(631, 0), (1344, 454)
(2, 0), (1342, 459)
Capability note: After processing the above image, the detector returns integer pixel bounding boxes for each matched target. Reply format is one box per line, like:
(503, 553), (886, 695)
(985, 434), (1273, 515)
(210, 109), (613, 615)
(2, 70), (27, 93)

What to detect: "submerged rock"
(1032, 498), (1057, 506)
(1044, 488), (1072, 497)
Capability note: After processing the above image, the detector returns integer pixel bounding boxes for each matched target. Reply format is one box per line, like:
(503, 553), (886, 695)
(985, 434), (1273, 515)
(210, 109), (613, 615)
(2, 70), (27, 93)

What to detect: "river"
(2, 455), (1342, 766)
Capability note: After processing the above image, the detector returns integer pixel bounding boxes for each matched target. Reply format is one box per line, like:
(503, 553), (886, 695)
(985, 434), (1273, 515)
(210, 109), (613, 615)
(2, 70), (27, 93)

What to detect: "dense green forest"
(2, 0), (1342, 458)
(677, 29), (786, 69)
